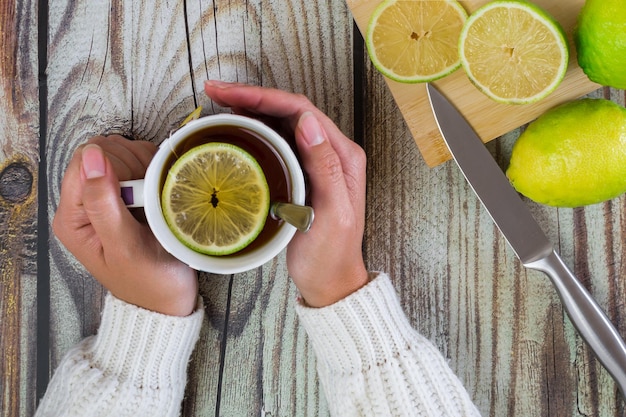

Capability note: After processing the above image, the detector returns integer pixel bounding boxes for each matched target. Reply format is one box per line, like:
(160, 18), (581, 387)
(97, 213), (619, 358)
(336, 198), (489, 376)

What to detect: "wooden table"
(1, 1), (625, 416)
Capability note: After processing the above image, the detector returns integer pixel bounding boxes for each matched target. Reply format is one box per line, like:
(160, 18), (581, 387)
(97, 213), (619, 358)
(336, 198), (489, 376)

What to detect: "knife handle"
(526, 250), (626, 398)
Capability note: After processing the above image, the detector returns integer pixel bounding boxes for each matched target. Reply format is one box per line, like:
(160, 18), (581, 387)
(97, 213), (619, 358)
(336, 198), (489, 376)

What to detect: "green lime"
(162, 142), (270, 256)
(506, 99), (626, 207)
(365, 0), (467, 83)
(459, 0), (569, 104)
(575, 0), (626, 89)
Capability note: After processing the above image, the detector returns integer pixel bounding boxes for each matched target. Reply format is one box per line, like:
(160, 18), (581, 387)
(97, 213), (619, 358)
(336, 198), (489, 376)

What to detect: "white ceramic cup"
(120, 113), (306, 274)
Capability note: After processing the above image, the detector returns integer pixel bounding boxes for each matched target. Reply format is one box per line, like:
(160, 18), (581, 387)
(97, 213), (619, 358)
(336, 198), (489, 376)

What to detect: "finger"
(87, 136), (156, 180)
(57, 145), (86, 210)
(53, 135), (155, 241)
(80, 144), (141, 257)
(104, 135), (157, 168)
(295, 112), (354, 214)
(87, 136), (138, 179)
(53, 144), (91, 244)
(205, 81), (335, 135)
(299, 112), (366, 211)
(205, 80), (303, 121)
(204, 80), (363, 165)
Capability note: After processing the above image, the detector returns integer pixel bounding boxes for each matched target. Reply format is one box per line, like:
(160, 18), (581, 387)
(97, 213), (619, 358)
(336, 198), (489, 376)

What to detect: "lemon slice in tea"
(459, 0), (568, 104)
(366, 0), (468, 83)
(162, 142), (270, 256)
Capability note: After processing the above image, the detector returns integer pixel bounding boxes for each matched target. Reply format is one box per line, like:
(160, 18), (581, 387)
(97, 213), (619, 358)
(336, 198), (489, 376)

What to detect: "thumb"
(80, 144), (137, 245)
(295, 112), (348, 209)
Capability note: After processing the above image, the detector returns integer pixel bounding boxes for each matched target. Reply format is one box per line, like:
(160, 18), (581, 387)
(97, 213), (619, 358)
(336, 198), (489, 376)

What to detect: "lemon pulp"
(459, 0), (568, 104)
(366, 0), (467, 83)
(162, 142), (270, 256)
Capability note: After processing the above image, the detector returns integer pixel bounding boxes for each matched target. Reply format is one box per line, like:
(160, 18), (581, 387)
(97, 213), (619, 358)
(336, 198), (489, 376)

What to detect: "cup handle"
(119, 179), (145, 208)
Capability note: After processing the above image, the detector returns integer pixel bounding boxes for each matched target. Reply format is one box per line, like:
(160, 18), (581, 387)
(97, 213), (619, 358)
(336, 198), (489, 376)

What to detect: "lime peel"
(366, 0), (468, 83)
(459, 0), (569, 104)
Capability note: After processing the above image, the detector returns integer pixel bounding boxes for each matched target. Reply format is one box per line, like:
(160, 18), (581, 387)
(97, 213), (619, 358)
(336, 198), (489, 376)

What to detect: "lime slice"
(162, 142), (270, 256)
(459, 0), (568, 104)
(365, 0), (467, 83)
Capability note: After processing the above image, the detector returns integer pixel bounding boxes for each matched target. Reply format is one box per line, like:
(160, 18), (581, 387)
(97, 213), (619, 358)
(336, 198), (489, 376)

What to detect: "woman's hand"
(53, 135), (198, 316)
(204, 80), (369, 307)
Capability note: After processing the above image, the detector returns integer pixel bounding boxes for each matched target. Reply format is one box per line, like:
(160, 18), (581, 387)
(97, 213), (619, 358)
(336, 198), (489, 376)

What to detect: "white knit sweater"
(35, 273), (480, 416)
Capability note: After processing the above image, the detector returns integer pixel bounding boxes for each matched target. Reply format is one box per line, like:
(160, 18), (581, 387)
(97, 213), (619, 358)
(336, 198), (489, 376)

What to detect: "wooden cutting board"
(347, 0), (601, 167)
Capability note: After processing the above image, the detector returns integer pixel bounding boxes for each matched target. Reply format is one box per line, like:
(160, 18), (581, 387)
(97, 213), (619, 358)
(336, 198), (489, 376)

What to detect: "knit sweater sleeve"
(295, 272), (481, 417)
(35, 293), (204, 417)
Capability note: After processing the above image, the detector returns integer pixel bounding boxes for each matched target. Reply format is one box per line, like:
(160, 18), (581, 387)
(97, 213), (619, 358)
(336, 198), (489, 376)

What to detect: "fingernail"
(82, 144), (106, 179)
(298, 112), (325, 147)
(205, 80), (231, 89)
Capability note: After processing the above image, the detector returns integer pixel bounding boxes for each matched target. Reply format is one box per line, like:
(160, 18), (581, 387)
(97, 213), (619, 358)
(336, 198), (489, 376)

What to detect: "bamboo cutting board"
(347, 0), (601, 167)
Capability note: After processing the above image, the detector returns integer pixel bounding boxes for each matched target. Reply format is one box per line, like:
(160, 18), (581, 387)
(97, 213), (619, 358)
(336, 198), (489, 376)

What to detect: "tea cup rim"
(143, 113), (306, 274)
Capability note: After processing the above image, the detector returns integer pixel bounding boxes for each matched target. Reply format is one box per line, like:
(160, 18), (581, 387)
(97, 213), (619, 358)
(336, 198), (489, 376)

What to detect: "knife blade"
(426, 83), (626, 398)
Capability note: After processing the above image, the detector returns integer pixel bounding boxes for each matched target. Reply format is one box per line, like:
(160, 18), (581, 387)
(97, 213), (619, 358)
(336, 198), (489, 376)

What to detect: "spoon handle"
(271, 203), (314, 233)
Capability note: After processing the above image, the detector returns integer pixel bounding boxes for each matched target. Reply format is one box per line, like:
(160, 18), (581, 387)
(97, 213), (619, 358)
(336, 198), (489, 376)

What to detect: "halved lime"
(365, 0), (467, 83)
(162, 142), (270, 256)
(459, 0), (569, 104)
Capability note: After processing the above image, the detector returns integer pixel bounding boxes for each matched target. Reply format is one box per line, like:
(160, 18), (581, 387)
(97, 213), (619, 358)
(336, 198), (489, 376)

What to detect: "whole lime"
(506, 99), (626, 207)
(575, 0), (626, 89)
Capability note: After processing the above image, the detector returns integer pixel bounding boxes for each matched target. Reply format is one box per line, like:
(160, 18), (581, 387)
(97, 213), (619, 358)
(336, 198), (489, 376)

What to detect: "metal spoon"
(270, 202), (314, 233)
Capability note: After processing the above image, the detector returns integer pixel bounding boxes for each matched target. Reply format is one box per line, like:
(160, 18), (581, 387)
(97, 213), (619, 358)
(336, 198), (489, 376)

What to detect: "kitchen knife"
(426, 83), (626, 398)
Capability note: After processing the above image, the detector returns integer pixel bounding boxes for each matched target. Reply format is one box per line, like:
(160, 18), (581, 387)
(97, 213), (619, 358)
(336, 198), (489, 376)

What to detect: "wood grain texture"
(45, 1), (352, 416)
(183, 2), (353, 415)
(361, 37), (626, 414)
(4, 0), (623, 415)
(45, 0), (228, 410)
(347, 0), (601, 167)
(0, 0), (39, 416)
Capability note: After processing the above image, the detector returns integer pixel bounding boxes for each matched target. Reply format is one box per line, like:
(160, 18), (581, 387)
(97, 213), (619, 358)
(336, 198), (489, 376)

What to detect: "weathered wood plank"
(361, 45), (626, 416)
(47, 0), (129, 366)
(0, 0), (39, 415)
(35, 0), (626, 415)
(181, 272), (230, 416)
(45, 4), (227, 411)
(44, 1), (339, 415)
(183, 1), (354, 415)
